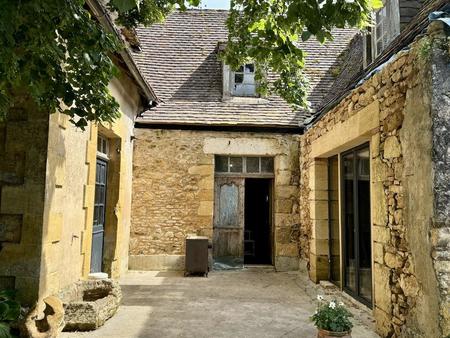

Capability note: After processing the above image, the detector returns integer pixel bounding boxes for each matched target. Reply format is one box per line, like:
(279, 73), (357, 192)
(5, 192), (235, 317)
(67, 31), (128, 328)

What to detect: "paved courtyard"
(61, 268), (378, 338)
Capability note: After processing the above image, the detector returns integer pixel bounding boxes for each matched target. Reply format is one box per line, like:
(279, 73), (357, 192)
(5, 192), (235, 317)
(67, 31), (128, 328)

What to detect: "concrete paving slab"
(61, 268), (379, 338)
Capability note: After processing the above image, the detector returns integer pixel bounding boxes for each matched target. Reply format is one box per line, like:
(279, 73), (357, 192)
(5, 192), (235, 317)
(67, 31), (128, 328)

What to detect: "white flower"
(339, 301), (344, 306)
(329, 301), (336, 309)
(317, 295), (324, 301)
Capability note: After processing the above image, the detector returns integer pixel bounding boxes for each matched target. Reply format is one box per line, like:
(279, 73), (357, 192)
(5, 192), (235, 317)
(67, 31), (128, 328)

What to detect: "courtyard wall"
(300, 26), (449, 337)
(130, 129), (301, 271)
(0, 72), (142, 305)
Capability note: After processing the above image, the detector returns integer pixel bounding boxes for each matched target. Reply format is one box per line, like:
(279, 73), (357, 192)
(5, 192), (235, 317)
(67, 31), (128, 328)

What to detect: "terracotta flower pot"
(317, 328), (352, 338)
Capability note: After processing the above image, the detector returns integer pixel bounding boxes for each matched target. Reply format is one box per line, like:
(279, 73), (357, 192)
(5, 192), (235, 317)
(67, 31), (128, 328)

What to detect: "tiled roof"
(133, 10), (360, 129)
(309, 0), (449, 127)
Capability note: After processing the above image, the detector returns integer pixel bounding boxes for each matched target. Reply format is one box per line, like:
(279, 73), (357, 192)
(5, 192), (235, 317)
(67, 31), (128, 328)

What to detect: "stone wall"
(39, 73), (141, 300)
(300, 29), (447, 337)
(0, 95), (49, 305)
(130, 129), (301, 271)
(0, 72), (142, 305)
(429, 31), (450, 336)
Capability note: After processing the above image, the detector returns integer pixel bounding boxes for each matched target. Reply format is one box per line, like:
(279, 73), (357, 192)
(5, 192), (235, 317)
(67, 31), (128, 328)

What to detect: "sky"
(199, 0), (230, 9)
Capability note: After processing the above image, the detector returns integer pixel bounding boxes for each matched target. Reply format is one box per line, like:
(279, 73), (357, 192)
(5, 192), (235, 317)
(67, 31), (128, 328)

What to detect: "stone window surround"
(308, 101), (380, 308)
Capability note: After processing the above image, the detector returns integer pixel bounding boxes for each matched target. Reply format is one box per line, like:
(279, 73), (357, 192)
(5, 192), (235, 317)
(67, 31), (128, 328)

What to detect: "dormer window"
(231, 64), (257, 97)
(223, 62), (259, 100)
(374, 1), (400, 56)
(363, 0), (400, 67)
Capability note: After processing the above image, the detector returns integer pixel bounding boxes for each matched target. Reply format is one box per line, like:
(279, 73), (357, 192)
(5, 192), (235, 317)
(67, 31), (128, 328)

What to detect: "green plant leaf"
(0, 303), (9, 321)
(1, 301), (19, 321)
(0, 322), (12, 338)
(110, 0), (139, 12)
(0, 290), (15, 302)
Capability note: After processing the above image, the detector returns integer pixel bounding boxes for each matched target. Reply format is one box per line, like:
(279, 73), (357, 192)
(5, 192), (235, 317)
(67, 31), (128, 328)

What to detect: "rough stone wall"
(300, 30), (445, 337)
(0, 95), (49, 305)
(130, 129), (300, 271)
(429, 32), (450, 336)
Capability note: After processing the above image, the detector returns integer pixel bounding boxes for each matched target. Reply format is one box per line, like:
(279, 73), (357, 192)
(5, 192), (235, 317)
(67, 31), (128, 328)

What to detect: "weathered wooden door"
(90, 158), (108, 273)
(213, 177), (245, 269)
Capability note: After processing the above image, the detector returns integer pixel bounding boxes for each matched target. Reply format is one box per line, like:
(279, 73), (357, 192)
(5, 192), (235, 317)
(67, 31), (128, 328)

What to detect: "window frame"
(97, 135), (110, 161)
(230, 63), (257, 97)
(214, 155), (274, 178)
(370, 0), (400, 60)
(222, 63), (262, 100)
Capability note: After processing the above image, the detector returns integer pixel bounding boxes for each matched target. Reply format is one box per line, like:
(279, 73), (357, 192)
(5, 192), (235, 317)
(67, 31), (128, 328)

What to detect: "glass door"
(341, 144), (372, 306)
(328, 155), (340, 285)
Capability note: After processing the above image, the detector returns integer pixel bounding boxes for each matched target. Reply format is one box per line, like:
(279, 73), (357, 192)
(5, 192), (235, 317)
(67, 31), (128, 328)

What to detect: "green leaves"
(224, 0), (377, 109)
(0, 322), (13, 338)
(111, 0), (141, 12)
(0, 0), (377, 125)
(311, 297), (353, 332)
(0, 0), (124, 128)
(0, 289), (20, 338)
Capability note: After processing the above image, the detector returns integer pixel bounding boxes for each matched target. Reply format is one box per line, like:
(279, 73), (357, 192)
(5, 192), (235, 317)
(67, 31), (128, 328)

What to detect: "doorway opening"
(213, 156), (274, 269)
(244, 178), (272, 265)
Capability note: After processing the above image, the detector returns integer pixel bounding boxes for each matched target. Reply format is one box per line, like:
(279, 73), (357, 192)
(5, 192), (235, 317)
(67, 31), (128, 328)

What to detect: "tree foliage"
(224, 0), (381, 109)
(0, 0), (380, 127)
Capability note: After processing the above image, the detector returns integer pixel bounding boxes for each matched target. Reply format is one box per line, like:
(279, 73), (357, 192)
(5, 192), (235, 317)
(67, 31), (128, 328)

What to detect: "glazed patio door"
(342, 144), (372, 306)
(213, 177), (245, 269)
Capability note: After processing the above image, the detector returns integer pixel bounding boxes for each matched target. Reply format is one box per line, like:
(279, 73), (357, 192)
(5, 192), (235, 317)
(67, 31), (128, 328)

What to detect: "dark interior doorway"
(244, 178), (272, 265)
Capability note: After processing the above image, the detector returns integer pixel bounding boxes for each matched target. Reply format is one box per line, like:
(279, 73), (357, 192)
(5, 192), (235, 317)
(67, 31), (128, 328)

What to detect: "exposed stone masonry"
(299, 31), (447, 337)
(131, 129), (301, 271)
(0, 94), (49, 304)
(429, 32), (450, 336)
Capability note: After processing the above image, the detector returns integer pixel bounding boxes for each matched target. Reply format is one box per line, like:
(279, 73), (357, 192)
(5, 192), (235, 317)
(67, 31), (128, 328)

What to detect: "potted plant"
(311, 295), (353, 338)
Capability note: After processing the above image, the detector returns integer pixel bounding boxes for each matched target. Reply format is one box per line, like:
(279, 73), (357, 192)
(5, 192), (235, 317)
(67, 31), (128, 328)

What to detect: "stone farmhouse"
(1, 0), (450, 337)
(0, 0), (156, 308)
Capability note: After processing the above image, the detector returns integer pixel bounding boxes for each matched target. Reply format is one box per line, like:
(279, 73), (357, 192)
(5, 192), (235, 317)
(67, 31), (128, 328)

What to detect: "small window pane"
(229, 157), (243, 173)
(97, 136), (102, 152)
(357, 149), (370, 179)
(245, 64), (255, 73)
(246, 157), (259, 173)
(261, 157), (274, 173)
(215, 156), (228, 172)
(234, 73), (244, 84)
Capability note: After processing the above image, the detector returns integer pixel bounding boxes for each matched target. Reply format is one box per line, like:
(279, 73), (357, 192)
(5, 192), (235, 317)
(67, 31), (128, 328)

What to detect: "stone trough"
(58, 279), (122, 331)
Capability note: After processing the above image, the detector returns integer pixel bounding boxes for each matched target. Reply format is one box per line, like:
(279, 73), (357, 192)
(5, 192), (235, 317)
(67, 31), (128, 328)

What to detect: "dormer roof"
(133, 10), (361, 130)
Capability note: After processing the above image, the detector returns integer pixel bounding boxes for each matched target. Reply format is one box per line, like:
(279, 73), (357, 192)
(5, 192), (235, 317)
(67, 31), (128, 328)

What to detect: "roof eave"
(135, 120), (304, 134)
(86, 0), (158, 103)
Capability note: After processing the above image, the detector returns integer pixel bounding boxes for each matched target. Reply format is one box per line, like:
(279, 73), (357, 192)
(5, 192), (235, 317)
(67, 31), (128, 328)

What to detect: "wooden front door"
(90, 158), (108, 273)
(213, 177), (245, 269)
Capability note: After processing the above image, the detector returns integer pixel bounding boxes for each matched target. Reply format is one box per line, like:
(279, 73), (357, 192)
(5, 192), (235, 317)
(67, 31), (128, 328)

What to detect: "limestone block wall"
(0, 72), (141, 305)
(0, 96), (49, 305)
(299, 30), (447, 337)
(130, 129), (301, 271)
(39, 73), (141, 300)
